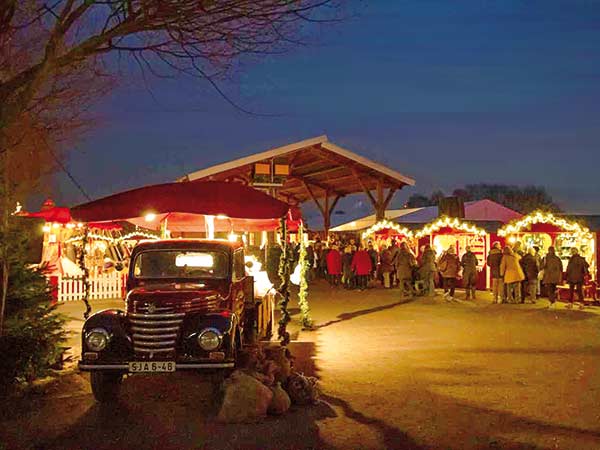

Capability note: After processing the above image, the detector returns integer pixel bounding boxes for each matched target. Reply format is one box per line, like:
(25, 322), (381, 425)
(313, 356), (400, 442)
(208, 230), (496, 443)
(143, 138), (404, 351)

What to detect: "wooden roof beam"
(288, 175), (345, 198)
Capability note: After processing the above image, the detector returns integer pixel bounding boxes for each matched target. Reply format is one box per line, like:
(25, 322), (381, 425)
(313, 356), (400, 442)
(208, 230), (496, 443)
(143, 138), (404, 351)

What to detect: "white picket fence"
(56, 272), (125, 302)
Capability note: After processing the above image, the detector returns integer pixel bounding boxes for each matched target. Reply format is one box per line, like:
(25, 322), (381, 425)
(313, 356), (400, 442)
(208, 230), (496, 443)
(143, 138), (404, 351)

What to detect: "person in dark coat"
(367, 242), (378, 280)
(542, 246), (563, 307)
(342, 245), (355, 289)
(418, 244), (437, 296)
(380, 245), (394, 288)
(438, 246), (460, 301)
(487, 242), (504, 303)
(461, 246), (479, 300)
(565, 248), (589, 308)
(396, 242), (417, 298)
(520, 248), (539, 303)
(351, 244), (373, 291)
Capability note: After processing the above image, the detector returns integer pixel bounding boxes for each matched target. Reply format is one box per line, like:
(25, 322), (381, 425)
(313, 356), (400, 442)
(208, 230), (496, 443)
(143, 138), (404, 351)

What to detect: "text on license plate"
(128, 361), (175, 373)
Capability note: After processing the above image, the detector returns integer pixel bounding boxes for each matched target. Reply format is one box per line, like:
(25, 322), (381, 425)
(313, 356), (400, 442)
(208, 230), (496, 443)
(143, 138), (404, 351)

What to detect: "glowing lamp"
(42, 224), (51, 233)
(144, 212), (157, 222)
(52, 223), (60, 229)
(228, 232), (238, 242)
(66, 223), (75, 229)
(216, 214), (228, 220)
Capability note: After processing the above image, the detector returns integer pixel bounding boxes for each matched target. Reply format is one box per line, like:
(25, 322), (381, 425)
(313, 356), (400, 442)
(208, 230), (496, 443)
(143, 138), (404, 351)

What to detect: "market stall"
(70, 179), (306, 340)
(498, 211), (597, 300)
(360, 219), (416, 252)
(415, 216), (490, 290)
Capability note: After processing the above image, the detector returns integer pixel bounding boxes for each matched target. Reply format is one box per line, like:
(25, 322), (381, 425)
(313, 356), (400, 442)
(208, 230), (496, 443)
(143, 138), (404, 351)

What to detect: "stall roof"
(178, 135), (415, 205)
(331, 200), (522, 232)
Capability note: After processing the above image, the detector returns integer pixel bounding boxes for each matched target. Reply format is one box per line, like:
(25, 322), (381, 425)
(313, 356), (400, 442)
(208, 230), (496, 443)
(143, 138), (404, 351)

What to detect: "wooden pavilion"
(179, 136), (415, 233)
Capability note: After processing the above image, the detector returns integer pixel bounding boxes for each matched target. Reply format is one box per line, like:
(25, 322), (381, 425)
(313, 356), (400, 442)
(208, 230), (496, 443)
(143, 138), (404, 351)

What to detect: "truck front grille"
(130, 303), (184, 359)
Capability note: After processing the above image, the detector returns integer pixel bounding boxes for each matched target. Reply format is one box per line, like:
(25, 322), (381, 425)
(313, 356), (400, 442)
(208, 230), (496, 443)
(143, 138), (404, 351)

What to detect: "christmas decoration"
(277, 218), (292, 346)
(362, 219), (413, 241)
(415, 216), (486, 239)
(498, 211), (593, 241)
(296, 222), (313, 329)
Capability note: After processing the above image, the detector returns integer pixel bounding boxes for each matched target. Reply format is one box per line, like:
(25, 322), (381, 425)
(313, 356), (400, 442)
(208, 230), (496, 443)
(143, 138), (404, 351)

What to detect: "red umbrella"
(70, 180), (291, 223)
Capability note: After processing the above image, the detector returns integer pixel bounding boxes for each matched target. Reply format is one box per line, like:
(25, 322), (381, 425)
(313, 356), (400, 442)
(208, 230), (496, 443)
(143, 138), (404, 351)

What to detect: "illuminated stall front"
(360, 219), (416, 252)
(415, 216), (489, 290)
(498, 212), (597, 299)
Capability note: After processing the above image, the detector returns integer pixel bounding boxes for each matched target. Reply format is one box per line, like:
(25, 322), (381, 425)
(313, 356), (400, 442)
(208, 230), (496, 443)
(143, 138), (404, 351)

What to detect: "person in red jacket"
(326, 245), (342, 286)
(351, 244), (373, 291)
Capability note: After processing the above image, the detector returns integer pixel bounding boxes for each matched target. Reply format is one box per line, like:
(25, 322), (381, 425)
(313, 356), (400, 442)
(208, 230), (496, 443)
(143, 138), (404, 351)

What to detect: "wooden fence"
(54, 272), (126, 303)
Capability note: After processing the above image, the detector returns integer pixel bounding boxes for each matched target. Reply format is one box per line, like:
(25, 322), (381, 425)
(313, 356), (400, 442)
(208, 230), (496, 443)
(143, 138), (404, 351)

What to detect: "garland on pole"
(277, 218), (291, 346)
(77, 226), (92, 319)
(297, 222), (313, 329)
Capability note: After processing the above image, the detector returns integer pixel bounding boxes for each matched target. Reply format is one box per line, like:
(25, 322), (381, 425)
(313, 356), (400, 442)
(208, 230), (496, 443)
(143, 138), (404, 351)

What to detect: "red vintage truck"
(78, 239), (274, 402)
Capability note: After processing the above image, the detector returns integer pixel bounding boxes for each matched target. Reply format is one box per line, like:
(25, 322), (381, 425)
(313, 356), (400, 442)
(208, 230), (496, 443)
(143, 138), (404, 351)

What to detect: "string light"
(362, 219), (414, 240)
(498, 211), (593, 241)
(415, 216), (486, 239)
(65, 231), (160, 244)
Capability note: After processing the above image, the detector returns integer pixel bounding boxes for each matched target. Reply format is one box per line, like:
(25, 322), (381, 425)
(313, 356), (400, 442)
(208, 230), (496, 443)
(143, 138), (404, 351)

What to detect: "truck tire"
(90, 372), (122, 403)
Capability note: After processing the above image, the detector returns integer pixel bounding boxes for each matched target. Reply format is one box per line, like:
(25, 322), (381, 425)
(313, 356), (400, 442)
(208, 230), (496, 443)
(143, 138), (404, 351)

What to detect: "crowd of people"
(301, 236), (591, 307)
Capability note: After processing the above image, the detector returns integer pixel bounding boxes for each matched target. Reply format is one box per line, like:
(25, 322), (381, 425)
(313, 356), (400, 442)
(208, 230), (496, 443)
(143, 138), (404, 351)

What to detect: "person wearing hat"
(487, 242), (504, 303)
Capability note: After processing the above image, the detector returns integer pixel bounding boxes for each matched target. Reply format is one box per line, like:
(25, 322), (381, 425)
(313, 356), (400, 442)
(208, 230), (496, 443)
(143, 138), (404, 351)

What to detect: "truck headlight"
(197, 328), (222, 351)
(85, 328), (110, 352)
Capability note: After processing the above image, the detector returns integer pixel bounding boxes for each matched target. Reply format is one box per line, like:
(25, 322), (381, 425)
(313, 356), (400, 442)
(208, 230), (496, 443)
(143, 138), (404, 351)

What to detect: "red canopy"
(70, 180), (291, 223)
(21, 206), (72, 224)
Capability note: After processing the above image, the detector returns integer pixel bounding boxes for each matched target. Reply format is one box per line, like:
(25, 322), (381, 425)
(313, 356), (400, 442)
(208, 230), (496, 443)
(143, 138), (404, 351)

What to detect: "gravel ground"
(2, 282), (600, 450)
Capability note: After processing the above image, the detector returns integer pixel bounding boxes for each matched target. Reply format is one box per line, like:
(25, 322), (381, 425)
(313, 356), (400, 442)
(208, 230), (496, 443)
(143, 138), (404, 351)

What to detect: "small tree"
(0, 218), (66, 395)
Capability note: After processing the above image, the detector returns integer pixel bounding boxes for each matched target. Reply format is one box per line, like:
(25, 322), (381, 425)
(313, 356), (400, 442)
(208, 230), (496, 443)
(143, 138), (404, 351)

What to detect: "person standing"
(565, 248), (589, 309)
(342, 245), (355, 289)
(500, 246), (525, 303)
(396, 242), (417, 298)
(380, 245), (394, 288)
(520, 248), (539, 303)
(367, 242), (378, 281)
(438, 246), (460, 301)
(389, 240), (400, 287)
(542, 246), (563, 308)
(351, 244), (373, 291)
(461, 246), (479, 300)
(419, 244), (437, 296)
(326, 244), (342, 287)
(487, 242), (504, 303)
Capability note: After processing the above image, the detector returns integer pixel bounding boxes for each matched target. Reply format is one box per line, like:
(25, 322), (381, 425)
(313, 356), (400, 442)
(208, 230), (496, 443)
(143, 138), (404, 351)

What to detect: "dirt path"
(2, 283), (600, 449)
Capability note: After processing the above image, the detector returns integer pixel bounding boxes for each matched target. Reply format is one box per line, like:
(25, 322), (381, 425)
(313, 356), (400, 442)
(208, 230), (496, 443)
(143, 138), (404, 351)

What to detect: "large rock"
(268, 382), (291, 415)
(217, 371), (273, 423)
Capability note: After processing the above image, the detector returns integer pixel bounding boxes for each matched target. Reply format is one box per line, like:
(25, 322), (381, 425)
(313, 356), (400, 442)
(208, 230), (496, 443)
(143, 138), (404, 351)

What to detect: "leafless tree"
(0, 0), (339, 334)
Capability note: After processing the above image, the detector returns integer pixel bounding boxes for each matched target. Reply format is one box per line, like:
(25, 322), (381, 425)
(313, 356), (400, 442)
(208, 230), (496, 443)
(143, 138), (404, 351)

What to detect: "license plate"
(128, 361), (175, 373)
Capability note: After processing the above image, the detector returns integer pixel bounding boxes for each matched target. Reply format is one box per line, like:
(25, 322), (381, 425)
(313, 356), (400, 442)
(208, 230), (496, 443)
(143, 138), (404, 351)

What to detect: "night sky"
(52, 0), (600, 225)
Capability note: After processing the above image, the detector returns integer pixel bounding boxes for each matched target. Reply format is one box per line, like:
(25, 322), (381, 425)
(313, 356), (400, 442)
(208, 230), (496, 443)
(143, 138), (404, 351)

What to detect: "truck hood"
(126, 282), (230, 314)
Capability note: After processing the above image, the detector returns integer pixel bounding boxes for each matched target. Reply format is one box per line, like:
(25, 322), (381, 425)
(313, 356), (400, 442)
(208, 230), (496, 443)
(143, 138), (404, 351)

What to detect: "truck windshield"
(133, 250), (229, 279)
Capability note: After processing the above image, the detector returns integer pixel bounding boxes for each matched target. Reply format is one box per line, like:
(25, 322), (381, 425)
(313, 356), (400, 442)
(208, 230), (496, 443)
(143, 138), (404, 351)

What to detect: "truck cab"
(79, 239), (271, 402)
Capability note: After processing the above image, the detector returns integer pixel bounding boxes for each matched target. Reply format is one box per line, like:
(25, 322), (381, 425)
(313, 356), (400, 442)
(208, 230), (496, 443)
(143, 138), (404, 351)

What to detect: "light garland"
(65, 231), (160, 244)
(297, 222), (312, 329)
(362, 219), (414, 241)
(498, 211), (593, 240)
(119, 231), (161, 241)
(415, 216), (486, 239)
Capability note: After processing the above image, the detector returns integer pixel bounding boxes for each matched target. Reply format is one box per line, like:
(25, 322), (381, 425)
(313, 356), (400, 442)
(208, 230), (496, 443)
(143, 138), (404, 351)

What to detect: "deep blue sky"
(52, 0), (600, 224)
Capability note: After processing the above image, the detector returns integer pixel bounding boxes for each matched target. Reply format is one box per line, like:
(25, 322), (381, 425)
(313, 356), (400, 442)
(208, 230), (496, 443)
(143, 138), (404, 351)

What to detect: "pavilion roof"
(179, 135), (415, 205)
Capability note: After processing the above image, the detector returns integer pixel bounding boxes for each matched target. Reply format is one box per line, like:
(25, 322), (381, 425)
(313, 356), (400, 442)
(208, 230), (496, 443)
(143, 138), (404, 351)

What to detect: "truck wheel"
(90, 372), (122, 403)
